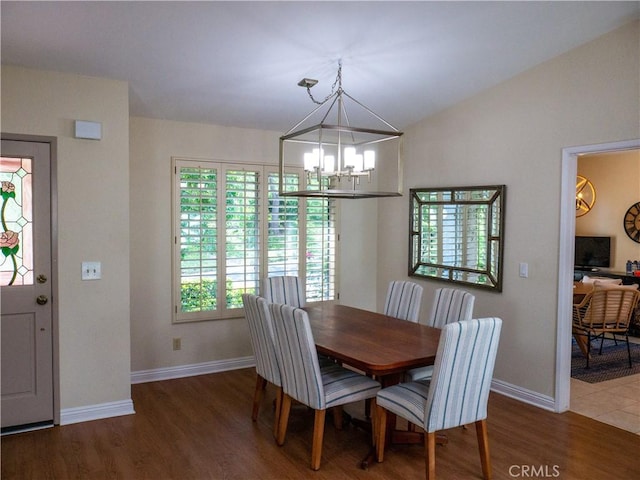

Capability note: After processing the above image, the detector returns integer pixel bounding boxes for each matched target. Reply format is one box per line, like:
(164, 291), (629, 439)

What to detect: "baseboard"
(131, 358), (555, 413)
(491, 378), (556, 412)
(60, 399), (135, 426)
(130, 356), (255, 384)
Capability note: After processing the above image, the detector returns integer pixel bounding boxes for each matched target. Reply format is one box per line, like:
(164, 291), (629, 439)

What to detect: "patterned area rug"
(571, 338), (640, 383)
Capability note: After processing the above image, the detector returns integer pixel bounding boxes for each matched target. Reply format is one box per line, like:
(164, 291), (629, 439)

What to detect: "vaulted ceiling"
(2, 1), (638, 132)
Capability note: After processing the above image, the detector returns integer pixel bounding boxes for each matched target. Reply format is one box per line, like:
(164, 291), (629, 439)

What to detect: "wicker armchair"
(572, 286), (640, 368)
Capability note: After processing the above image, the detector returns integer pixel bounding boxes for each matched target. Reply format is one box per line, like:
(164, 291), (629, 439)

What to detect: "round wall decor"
(623, 201), (640, 243)
(576, 175), (596, 217)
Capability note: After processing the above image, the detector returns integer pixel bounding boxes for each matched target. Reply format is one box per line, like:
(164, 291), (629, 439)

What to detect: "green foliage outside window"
(181, 279), (243, 312)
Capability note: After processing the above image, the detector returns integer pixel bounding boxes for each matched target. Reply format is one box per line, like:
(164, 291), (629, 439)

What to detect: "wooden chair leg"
(625, 333), (632, 368)
(332, 405), (343, 430)
(425, 431), (436, 480)
(375, 405), (387, 462)
(252, 375), (267, 421)
(311, 409), (327, 471)
(475, 419), (492, 480)
(370, 398), (377, 448)
(273, 386), (283, 438)
(277, 394), (292, 446)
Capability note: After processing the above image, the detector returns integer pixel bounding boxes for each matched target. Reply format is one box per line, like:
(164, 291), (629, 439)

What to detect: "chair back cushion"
(242, 294), (281, 386)
(425, 317), (502, 432)
(269, 303), (324, 409)
(262, 276), (306, 307)
(384, 281), (423, 322)
(581, 275), (622, 285)
(428, 288), (475, 328)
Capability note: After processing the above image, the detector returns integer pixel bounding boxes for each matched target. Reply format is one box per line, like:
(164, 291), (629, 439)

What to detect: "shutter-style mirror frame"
(409, 185), (505, 292)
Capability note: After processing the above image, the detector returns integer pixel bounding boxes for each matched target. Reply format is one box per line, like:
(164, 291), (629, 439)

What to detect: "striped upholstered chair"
(383, 280), (423, 322)
(269, 303), (381, 471)
(242, 294), (282, 437)
(376, 317), (502, 480)
(261, 276), (306, 307)
(406, 288), (475, 381)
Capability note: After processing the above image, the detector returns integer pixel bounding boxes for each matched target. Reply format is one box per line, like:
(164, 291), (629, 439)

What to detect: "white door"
(1, 139), (54, 430)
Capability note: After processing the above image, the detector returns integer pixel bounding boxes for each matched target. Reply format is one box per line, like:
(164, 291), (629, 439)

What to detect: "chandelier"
(279, 62), (404, 198)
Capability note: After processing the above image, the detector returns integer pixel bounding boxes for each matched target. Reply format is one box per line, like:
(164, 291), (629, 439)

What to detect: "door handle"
(36, 295), (48, 305)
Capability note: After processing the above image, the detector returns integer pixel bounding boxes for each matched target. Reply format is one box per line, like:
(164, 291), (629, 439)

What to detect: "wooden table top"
(304, 303), (441, 378)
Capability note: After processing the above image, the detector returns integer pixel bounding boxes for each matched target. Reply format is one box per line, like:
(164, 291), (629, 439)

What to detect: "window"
(172, 158), (337, 322)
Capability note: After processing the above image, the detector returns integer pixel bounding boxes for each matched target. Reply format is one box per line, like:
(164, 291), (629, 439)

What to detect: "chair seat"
(376, 379), (430, 427)
(321, 364), (381, 408)
(405, 365), (434, 382)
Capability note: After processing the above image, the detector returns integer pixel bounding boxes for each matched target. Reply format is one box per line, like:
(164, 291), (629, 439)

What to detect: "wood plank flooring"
(2, 367), (639, 479)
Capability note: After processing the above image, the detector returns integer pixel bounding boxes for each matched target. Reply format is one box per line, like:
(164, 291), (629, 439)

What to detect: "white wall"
(1, 66), (131, 410)
(129, 117), (378, 371)
(577, 150), (640, 271)
(377, 21), (640, 397)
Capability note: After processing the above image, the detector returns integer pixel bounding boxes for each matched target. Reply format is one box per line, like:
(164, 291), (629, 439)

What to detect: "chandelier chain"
(306, 61), (343, 105)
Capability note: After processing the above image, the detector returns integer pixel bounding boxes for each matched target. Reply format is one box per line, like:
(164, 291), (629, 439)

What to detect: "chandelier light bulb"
(364, 150), (375, 170)
(343, 147), (357, 169)
(323, 155), (335, 173)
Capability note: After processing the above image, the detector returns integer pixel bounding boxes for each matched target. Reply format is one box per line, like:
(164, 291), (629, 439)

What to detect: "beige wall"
(1, 66), (131, 409)
(3, 20), (637, 413)
(378, 21), (640, 397)
(129, 117), (378, 371)
(577, 150), (640, 271)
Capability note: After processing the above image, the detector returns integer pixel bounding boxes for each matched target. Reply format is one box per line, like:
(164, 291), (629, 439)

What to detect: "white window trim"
(171, 157), (338, 323)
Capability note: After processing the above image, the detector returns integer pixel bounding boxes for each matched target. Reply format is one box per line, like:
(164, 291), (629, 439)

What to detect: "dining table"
(304, 302), (441, 468)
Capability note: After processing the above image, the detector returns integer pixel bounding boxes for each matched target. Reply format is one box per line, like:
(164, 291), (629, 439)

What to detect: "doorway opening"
(557, 139), (640, 429)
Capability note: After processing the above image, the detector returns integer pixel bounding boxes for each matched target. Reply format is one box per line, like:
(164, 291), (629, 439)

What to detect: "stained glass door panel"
(1, 156), (33, 286)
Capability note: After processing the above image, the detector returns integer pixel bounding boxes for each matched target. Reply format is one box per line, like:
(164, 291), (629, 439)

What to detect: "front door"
(1, 139), (54, 430)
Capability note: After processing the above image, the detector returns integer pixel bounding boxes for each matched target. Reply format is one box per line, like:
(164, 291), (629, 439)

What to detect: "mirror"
(409, 185), (505, 291)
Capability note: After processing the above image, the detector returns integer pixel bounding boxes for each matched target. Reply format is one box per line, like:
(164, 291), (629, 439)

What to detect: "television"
(574, 236), (611, 270)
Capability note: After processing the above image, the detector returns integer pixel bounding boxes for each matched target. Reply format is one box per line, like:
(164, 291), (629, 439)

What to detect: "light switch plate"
(82, 261), (101, 280)
(519, 262), (529, 278)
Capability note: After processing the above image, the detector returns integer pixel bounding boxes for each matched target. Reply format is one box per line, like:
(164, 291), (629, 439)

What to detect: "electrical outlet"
(172, 338), (181, 351)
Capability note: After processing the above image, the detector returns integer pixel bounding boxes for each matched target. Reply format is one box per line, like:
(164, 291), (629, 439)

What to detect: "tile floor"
(571, 373), (640, 435)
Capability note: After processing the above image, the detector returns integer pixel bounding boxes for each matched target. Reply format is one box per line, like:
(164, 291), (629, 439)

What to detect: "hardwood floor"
(2, 368), (639, 479)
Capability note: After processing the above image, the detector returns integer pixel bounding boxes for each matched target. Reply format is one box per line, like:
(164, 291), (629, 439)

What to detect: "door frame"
(556, 138), (640, 412)
(2, 133), (59, 425)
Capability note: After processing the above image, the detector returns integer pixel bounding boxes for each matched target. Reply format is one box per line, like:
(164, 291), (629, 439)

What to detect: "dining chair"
(572, 285), (640, 368)
(241, 293), (282, 437)
(406, 288), (475, 381)
(269, 302), (381, 471)
(261, 276), (306, 307)
(383, 280), (423, 322)
(375, 317), (502, 480)
(261, 275), (337, 366)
